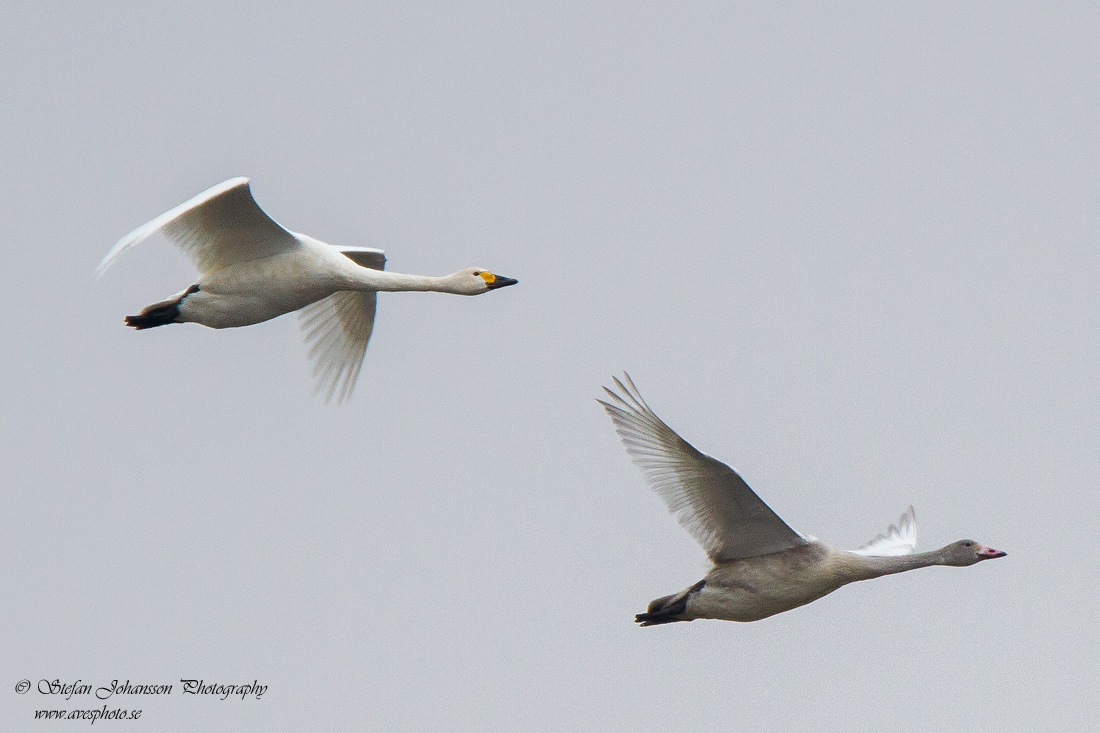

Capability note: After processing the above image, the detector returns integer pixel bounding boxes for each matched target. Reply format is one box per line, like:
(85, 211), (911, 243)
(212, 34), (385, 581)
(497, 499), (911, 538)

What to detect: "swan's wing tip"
(851, 506), (918, 556)
(202, 176), (252, 193)
(95, 221), (158, 277)
(95, 177), (255, 277)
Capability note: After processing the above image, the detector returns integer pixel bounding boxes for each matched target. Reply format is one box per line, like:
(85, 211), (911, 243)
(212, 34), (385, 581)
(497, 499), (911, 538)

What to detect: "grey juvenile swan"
(599, 374), (1006, 625)
(97, 178), (518, 403)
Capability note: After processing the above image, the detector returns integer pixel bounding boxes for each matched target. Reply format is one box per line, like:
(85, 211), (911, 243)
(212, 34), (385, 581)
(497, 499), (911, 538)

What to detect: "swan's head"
(940, 540), (1007, 566)
(449, 267), (518, 295)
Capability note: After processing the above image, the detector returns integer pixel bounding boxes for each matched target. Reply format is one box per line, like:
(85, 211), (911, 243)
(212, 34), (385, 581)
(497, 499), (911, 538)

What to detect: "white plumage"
(98, 178), (517, 402)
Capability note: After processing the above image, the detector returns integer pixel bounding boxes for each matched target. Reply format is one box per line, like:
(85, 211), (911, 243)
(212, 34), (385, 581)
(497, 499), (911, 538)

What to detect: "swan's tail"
(124, 285), (199, 330)
(634, 580), (705, 627)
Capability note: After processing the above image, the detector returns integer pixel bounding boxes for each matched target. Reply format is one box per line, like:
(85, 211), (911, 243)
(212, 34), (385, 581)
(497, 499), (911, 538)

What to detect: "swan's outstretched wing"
(299, 292), (376, 404)
(297, 249), (387, 404)
(599, 374), (806, 562)
(850, 507), (917, 556)
(97, 178), (300, 277)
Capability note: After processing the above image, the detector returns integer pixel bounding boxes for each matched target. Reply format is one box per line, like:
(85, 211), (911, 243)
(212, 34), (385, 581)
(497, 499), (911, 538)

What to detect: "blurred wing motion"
(297, 248), (387, 404)
(96, 177), (299, 277)
(599, 374), (806, 562)
(850, 507), (917, 557)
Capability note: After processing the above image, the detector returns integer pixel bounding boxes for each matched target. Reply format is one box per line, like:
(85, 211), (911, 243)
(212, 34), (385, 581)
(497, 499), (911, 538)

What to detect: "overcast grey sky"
(2, 2), (1097, 731)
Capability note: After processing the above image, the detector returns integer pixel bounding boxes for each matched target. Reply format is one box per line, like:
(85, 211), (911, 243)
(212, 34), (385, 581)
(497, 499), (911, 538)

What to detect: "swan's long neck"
(343, 269), (457, 293)
(842, 549), (947, 582)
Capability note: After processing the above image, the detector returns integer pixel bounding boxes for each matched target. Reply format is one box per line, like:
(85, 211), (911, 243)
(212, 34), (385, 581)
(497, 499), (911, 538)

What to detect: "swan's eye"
(964, 542), (972, 547)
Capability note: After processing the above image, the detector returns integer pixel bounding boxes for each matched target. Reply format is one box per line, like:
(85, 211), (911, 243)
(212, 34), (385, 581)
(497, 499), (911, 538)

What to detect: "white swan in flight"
(97, 178), (517, 403)
(599, 374), (1006, 625)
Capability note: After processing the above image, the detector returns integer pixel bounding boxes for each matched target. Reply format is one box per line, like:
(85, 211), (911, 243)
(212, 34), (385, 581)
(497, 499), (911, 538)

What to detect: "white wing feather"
(296, 249), (387, 404)
(335, 246), (386, 270)
(97, 177), (299, 277)
(299, 292), (377, 405)
(850, 507), (918, 556)
(599, 374), (806, 562)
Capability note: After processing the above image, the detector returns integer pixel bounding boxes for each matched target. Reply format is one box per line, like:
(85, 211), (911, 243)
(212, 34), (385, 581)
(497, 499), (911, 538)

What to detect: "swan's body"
(98, 178), (517, 402)
(599, 375), (1006, 625)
